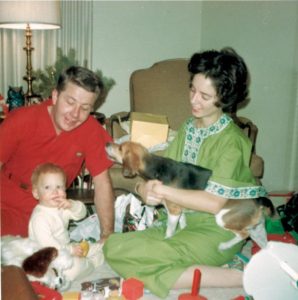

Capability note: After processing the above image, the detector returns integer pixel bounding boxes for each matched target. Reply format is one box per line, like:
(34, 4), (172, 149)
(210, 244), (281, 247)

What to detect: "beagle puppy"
(105, 141), (212, 238)
(106, 141), (274, 249)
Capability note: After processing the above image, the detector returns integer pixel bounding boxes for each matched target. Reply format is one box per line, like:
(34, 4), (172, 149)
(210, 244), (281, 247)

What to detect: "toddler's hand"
(79, 240), (89, 256)
(58, 198), (72, 209)
(53, 195), (72, 209)
(72, 244), (84, 257)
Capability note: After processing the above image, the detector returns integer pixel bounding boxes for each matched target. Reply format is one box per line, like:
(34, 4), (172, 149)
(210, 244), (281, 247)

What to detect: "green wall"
(200, 1), (298, 192)
(92, 1), (202, 114)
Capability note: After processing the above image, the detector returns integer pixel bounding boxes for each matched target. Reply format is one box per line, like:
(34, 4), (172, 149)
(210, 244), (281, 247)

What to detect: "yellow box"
(130, 112), (169, 148)
(62, 291), (80, 300)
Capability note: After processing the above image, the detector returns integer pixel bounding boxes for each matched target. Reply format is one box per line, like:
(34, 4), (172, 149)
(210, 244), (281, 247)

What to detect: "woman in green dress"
(103, 47), (267, 298)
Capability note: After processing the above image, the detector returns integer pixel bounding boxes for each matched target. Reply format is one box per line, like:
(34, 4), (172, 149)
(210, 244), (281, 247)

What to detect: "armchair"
(107, 59), (264, 193)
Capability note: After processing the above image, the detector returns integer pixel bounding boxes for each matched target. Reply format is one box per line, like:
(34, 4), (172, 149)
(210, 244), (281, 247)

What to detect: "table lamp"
(0, 0), (61, 105)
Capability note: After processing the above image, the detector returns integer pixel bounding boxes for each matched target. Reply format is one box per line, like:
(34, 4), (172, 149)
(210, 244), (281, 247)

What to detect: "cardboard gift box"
(130, 112), (169, 148)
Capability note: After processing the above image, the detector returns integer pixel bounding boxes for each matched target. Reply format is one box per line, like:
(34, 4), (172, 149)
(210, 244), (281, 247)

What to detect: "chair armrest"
(109, 164), (143, 194)
(250, 154), (264, 182)
(91, 112), (106, 125)
(233, 115), (258, 149)
(106, 111), (130, 139)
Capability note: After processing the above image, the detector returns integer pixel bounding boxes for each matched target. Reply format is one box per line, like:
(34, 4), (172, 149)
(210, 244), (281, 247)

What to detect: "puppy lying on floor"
(106, 141), (274, 249)
(105, 141), (212, 238)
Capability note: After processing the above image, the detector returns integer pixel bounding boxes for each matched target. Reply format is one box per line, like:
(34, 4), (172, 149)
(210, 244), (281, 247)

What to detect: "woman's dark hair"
(56, 66), (104, 98)
(188, 47), (250, 112)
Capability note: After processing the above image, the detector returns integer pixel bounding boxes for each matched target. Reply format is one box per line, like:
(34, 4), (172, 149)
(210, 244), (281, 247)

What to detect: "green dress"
(103, 114), (267, 298)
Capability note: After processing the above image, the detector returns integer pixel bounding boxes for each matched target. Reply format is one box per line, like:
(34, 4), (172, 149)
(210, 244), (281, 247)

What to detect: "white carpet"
(66, 242), (252, 300)
(67, 261), (246, 300)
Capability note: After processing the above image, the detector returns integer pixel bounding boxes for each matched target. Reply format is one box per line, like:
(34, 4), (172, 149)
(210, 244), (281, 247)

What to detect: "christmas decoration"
(33, 48), (115, 109)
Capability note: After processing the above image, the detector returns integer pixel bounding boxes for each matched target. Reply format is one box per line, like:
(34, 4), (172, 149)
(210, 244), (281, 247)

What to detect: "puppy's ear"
(122, 151), (140, 177)
(22, 247), (58, 278)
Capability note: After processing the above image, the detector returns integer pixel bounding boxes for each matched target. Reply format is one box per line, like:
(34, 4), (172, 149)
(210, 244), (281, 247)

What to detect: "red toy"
(251, 232), (296, 255)
(31, 281), (62, 300)
(178, 269), (207, 300)
(121, 278), (144, 300)
(232, 296), (253, 300)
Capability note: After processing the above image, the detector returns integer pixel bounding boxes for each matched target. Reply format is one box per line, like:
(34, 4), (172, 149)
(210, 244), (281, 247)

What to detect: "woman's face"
(189, 74), (222, 126)
(50, 82), (97, 134)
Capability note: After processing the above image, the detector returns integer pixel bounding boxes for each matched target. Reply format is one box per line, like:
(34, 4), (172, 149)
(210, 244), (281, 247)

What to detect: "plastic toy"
(251, 232), (296, 255)
(30, 281), (62, 300)
(80, 239), (90, 257)
(178, 269), (207, 300)
(121, 278), (144, 300)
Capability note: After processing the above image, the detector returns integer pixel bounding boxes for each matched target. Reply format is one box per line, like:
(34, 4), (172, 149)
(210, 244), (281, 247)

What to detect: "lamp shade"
(0, 0), (61, 30)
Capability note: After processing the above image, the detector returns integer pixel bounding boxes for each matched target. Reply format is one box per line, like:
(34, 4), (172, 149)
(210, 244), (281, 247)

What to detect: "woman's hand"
(137, 180), (228, 214)
(136, 180), (164, 206)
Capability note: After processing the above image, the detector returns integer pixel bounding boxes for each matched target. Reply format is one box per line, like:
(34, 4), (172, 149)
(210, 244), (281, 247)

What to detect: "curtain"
(0, 0), (93, 100)
(57, 0), (93, 68)
(289, 84), (298, 190)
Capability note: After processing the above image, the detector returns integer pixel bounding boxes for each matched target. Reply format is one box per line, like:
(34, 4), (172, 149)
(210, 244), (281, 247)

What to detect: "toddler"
(29, 162), (104, 281)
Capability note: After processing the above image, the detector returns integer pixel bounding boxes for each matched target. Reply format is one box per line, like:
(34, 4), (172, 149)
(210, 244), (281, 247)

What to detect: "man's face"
(50, 82), (97, 134)
(32, 173), (66, 208)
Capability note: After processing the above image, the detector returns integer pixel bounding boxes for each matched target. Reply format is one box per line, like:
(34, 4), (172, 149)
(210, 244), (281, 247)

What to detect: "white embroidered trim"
(182, 114), (232, 164)
(206, 181), (268, 199)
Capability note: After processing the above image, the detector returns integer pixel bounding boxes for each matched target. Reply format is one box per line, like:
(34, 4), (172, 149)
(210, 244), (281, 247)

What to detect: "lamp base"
(22, 24), (43, 106)
(25, 94), (42, 106)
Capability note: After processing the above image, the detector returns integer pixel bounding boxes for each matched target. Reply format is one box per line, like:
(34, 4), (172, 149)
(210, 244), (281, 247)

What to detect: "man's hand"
(93, 170), (115, 245)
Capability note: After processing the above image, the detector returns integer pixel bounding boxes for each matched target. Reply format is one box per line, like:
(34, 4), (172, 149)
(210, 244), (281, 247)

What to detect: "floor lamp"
(0, 1), (61, 105)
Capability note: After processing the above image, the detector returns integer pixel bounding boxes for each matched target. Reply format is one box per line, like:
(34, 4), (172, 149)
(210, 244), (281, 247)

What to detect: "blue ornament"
(7, 86), (25, 111)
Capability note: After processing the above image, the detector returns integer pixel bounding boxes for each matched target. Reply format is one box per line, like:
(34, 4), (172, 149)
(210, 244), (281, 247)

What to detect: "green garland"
(32, 48), (116, 109)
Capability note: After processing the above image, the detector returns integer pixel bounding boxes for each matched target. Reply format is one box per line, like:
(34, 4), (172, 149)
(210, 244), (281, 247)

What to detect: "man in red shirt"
(0, 66), (114, 242)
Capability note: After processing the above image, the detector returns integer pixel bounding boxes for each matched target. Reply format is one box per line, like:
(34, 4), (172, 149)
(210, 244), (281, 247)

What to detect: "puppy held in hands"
(105, 141), (212, 238)
(105, 141), (274, 249)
